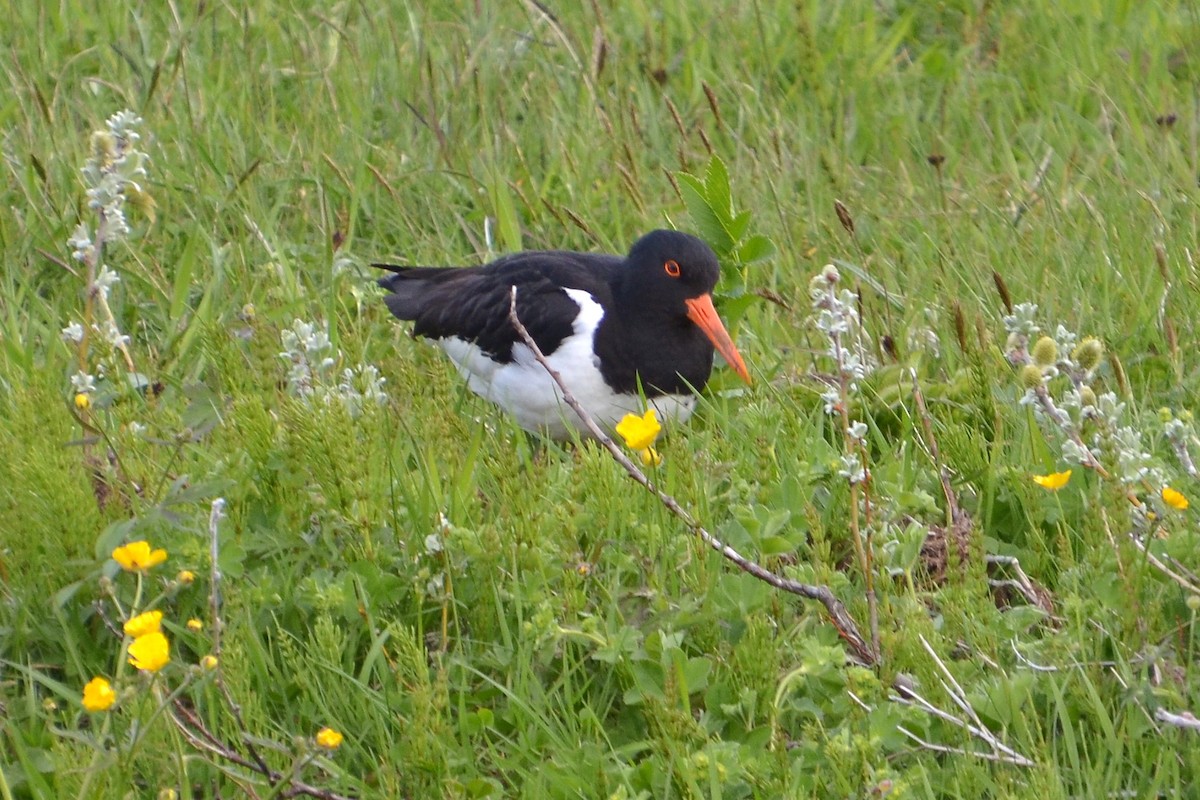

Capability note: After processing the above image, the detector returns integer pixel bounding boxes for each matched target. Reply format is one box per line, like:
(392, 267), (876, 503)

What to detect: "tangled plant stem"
(507, 287), (876, 666)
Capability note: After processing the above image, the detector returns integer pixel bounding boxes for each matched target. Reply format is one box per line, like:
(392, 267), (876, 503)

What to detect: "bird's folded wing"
(376, 257), (604, 363)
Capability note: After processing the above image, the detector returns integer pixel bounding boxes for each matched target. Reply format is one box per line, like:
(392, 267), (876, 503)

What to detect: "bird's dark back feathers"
(374, 251), (622, 363)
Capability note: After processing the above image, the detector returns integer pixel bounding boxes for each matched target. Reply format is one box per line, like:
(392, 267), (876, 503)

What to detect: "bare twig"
(209, 498), (225, 657)
(896, 726), (1034, 766)
(507, 287), (876, 666)
(170, 701), (354, 800)
(1101, 506), (1200, 596)
(985, 554), (1056, 616)
(889, 635), (1035, 767)
(1155, 708), (1200, 732)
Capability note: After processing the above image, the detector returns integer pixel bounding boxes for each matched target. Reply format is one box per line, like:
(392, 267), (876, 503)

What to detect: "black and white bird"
(375, 229), (751, 439)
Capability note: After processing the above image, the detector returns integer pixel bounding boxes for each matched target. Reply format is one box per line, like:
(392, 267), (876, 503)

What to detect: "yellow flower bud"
(1032, 470), (1072, 491)
(1072, 337), (1104, 372)
(615, 409), (661, 451)
(112, 541), (168, 572)
(82, 676), (116, 712)
(123, 609), (163, 638)
(1019, 364), (1044, 389)
(128, 631), (170, 672)
(316, 727), (344, 750)
(1162, 487), (1189, 511)
(1031, 336), (1058, 367)
(74, 393), (91, 410)
(200, 655), (219, 671)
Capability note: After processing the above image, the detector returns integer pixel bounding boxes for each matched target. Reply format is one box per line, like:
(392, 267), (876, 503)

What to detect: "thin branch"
(889, 635), (1035, 767)
(1155, 708), (1200, 732)
(209, 498), (225, 657)
(896, 726), (1035, 766)
(1101, 506), (1200, 595)
(170, 701), (354, 800)
(507, 287), (875, 666)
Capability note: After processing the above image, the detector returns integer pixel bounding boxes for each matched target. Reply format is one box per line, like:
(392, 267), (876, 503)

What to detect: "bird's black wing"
(374, 252), (620, 363)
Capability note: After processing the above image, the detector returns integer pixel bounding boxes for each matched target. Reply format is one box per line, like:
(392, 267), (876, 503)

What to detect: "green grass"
(2, 1), (1200, 797)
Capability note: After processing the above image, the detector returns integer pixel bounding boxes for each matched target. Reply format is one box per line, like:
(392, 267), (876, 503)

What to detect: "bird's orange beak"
(685, 294), (751, 384)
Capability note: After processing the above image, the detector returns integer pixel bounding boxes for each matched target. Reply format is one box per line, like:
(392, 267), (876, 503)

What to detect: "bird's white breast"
(439, 289), (696, 439)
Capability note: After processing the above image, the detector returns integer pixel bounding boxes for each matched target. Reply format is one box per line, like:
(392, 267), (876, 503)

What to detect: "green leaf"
(736, 234), (776, 264)
(727, 209), (751, 242)
(169, 227), (199, 323)
(714, 292), (757, 329)
(703, 155), (733, 222)
(678, 175), (734, 255)
(679, 656), (712, 694)
(94, 518), (138, 561)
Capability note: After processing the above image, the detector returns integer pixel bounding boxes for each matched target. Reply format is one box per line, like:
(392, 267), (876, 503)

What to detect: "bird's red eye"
(664, 260), (681, 277)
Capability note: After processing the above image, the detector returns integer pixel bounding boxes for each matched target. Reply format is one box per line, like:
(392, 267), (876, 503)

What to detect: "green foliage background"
(1, 1), (1199, 797)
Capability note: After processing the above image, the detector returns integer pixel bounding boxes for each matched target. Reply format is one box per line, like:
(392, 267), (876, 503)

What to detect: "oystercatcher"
(375, 230), (751, 439)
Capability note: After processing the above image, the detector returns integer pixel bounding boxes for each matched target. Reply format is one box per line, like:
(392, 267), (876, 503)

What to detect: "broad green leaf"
(736, 234), (776, 264)
(678, 176), (734, 255)
(728, 209), (751, 242)
(703, 154), (733, 221)
(679, 656), (712, 694)
(714, 292), (757, 329)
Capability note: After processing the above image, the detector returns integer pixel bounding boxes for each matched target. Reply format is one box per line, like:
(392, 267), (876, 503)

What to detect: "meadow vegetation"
(2, 1), (1199, 797)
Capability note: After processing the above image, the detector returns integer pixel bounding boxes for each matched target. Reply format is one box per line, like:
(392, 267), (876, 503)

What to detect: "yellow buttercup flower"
(1032, 470), (1072, 491)
(123, 610), (163, 638)
(615, 409), (661, 451)
(186, 618), (203, 632)
(81, 676), (116, 712)
(1162, 487), (1189, 510)
(128, 631), (170, 672)
(315, 727), (344, 750)
(112, 541), (168, 572)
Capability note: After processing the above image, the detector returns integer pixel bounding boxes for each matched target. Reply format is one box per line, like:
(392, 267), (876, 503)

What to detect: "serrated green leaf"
(737, 234), (776, 264)
(728, 209), (751, 242)
(678, 178), (735, 255)
(703, 155), (733, 221)
(714, 292), (758, 329)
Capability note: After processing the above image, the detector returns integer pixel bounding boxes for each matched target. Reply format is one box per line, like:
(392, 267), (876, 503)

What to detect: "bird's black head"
(623, 229), (722, 304)
(615, 229), (751, 385)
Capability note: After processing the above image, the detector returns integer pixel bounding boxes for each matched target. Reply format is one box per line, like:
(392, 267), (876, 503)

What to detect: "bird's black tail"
(371, 263), (464, 321)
